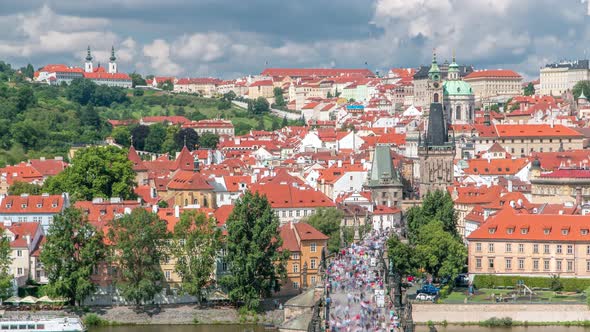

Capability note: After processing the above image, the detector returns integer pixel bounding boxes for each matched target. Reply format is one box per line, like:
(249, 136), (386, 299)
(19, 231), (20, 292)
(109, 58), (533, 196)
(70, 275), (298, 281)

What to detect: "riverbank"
(413, 304), (590, 323)
(2, 305), (283, 326)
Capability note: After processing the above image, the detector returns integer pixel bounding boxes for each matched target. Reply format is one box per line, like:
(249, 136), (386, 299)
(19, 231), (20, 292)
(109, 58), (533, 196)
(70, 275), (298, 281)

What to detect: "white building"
(540, 60), (590, 96)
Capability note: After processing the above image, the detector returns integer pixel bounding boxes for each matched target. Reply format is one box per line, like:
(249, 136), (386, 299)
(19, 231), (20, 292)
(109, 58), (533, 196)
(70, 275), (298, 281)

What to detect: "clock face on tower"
(433, 82), (439, 88)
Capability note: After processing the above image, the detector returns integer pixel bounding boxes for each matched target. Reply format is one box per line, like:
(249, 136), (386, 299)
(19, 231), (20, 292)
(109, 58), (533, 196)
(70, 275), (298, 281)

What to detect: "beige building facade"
(463, 70), (522, 102)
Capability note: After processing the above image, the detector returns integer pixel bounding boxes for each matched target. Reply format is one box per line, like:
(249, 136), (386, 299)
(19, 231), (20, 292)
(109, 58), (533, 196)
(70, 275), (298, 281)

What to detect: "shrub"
(83, 313), (109, 327)
(479, 317), (513, 327)
(473, 275), (590, 292)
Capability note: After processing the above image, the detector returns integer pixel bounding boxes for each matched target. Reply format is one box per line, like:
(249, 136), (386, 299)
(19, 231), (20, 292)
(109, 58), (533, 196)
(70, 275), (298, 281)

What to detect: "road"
(325, 231), (400, 331)
(231, 100), (301, 121)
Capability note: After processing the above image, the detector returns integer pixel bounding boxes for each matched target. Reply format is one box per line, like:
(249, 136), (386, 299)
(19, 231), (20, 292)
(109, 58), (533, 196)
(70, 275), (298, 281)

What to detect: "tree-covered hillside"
(0, 61), (299, 167)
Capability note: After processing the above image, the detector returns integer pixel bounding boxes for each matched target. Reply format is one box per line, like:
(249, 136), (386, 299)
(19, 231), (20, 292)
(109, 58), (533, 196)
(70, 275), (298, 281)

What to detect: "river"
(91, 325), (590, 332)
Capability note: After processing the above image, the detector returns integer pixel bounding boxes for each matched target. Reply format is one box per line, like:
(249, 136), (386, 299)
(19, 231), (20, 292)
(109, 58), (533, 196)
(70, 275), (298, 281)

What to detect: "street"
(325, 231), (400, 332)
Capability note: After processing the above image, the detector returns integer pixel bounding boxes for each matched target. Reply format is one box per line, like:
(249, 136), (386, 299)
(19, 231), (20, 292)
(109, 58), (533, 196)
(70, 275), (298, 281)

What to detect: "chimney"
(174, 205), (180, 218)
(576, 186), (583, 206)
(337, 160), (343, 168)
(507, 180), (513, 192)
(25, 235), (30, 246)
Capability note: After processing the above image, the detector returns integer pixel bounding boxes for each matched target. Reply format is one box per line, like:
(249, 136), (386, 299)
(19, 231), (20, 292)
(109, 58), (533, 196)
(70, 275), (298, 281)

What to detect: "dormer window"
(562, 229), (569, 235)
(582, 229), (589, 235)
(36, 204), (42, 208)
(5, 204), (11, 208)
(507, 228), (514, 234)
(51, 203), (57, 208)
(488, 228), (496, 234)
(544, 229), (551, 235)
(521, 228), (529, 234)
(21, 204), (27, 209)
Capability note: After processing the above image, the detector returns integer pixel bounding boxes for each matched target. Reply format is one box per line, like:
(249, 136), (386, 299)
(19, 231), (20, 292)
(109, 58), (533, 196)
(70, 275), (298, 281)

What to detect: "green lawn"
(442, 288), (586, 304)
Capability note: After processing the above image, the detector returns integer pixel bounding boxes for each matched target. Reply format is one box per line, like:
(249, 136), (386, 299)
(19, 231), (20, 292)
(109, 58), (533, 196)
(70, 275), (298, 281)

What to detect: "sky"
(1, 0), (590, 79)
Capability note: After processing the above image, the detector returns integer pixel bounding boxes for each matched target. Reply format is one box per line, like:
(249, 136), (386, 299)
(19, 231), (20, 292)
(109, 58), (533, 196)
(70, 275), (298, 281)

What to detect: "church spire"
(428, 48), (441, 81)
(85, 46), (93, 61)
(110, 46), (116, 62)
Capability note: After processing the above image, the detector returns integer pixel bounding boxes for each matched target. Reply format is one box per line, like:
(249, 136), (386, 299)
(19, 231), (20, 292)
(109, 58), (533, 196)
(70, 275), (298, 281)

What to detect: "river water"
(91, 325), (590, 332)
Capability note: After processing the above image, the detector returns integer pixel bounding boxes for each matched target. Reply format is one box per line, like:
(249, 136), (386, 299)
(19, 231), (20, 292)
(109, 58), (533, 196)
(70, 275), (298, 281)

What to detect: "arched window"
(203, 197), (209, 208)
(433, 93), (439, 103)
(456, 105), (461, 120)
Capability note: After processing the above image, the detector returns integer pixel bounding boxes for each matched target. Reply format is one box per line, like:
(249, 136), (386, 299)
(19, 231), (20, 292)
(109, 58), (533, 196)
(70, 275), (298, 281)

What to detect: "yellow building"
(278, 222), (328, 296)
(463, 70), (522, 102)
(248, 80), (274, 99)
(467, 209), (590, 277)
(164, 170), (216, 208)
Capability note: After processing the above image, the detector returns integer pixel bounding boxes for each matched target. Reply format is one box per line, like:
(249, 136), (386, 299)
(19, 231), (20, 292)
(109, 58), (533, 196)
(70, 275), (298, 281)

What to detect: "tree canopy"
(199, 132), (220, 149)
(108, 208), (168, 305)
(252, 97), (270, 114)
(414, 221), (467, 280)
(43, 146), (136, 201)
(406, 190), (457, 243)
(172, 211), (221, 302)
(523, 82), (535, 96)
(222, 191), (289, 309)
(304, 207), (344, 253)
(40, 208), (106, 305)
(273, 87), (285, 107)
(573, 80), (590, 100)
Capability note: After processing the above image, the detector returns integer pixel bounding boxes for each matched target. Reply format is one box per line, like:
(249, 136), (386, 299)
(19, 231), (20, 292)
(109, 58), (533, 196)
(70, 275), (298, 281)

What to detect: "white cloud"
(173, 33), (231, 62)
(143, 39), (182, 75)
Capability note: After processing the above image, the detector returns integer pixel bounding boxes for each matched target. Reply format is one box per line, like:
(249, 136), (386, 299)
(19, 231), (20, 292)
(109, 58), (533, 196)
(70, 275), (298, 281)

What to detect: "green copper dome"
(443, 80), (473, 96)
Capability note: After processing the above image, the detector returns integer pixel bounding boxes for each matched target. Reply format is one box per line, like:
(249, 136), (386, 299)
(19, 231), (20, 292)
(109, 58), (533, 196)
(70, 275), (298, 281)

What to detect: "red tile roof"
(167, 170), (213, 191)
(464, 69), (522, 79)
(249, 80), (273, 87)
(261, 68), (374, 78)
(279, 222), (328, 252)
(250, 183), (334, 209)
(495, 124), (583, 138)
(38, 64), (84, 73)
(539, 169), (590, 179)
(142, 116), (191, 125)
(0, 195), (65, 214)
(83, 71), (131, 80)
(463, 158), (529, 176)
(467, 208), (590, 241)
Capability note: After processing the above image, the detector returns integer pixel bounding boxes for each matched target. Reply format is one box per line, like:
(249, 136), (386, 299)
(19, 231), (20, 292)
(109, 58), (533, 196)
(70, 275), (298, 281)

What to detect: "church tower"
(364, 145), (403, 209)
(426, 49), (443, 105)
(418, 69), (455, 198)
(84, 46), (93, 73)
(443, 51), (475, 125)
(108, 46), (118, 74)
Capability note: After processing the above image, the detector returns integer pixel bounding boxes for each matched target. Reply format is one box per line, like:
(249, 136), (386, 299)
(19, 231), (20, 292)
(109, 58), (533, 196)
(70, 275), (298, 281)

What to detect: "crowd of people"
(325, 230), (402, 332)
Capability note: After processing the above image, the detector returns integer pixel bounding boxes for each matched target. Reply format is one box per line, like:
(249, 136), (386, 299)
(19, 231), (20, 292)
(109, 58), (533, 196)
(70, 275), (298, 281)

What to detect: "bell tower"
(84, 46), (93, 73)
(426, 49), (443, 104)
(108, 46), (118, 74)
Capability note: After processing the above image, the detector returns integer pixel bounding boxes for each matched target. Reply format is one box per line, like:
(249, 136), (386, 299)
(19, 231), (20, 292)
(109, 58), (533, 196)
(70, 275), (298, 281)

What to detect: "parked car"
(415, 293), (437, 302)
(416, 284), (439, 295)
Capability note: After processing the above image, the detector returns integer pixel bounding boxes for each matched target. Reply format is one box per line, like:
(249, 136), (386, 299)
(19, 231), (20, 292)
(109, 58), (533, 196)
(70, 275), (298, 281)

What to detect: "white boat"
(0, 317), (85, 332)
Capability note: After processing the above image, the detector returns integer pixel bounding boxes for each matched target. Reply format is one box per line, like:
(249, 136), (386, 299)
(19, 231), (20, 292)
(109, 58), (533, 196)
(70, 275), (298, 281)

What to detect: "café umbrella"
(20, 296), (38, 304)
(4, 296), (20, 304)
(37, 296), (54, 303)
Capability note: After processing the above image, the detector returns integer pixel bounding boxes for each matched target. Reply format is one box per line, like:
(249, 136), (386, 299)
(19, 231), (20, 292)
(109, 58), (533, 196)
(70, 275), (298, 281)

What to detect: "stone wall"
(412, 304), (590, 323)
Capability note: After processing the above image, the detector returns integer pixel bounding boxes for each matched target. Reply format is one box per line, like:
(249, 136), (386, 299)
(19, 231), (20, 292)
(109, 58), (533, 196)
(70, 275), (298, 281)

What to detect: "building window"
(16, 250), (22, 257)
(476, 258), (482, 269)
(556, 245), (562, 254)
(567, 245), (573, 254)
(293, 264), (299, 273)
(586, 261), (590, 272)
(165, 270), (171, 281)
(293, 281), (299, 290)
(505, 244), (512, 253)
(505, 258), (512, 270)
(543, 260), (550, 271)
(310, 243), (317, 253)
(488, 258), (494, 269)
(292, 253), (300, 260)
(476, 243), (481, 252)
(518, 244), (524, 253)
(567, 260), (574, 272)
(533, 244), (539, 253)
(533, 259), (539, 270)
(17, 268), (23, 275)
(518, 259), (524, 270)
(587, 245), (590, 255)
(557, 260), (562, 271)
(311, 276), (317, 284)
(488, 243), (494, 253)
(310, 259), (317, 269)
(544, 244), (550, 254)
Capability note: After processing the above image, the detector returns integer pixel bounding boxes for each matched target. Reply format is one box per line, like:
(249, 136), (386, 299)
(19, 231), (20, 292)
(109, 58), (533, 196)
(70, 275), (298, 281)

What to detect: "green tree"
(40, 208), (106, 305)
(414, 221), (467, 280)
(489, 104), (500, 112)
(16, 85), (36, 111)
(131, 125), (150, 151)
(573, 80), (590, 99)
(199, 132), (220, 149)
(10, 119), (47, 151)
(144, 123), (167, 153)
(111, 126), (131, 147)
(252, 97), (270, 114)
(406, 190), (457, 243)
(162, 125), (180, 154)
(223, 91), (236, 101)
(174, 128), (199, 151)
(133, 89), (144, 97)
(66, 78), (97, 105)
(386, 236), (415, 277)
(304, 207), (344, 253)
(172, 211), (221, 302)
(8, 181), (42, 195)
(79, 104), (101, 130)
(108, 208), (168, 305)
(281, 116), (288, 127)
(43, 146), (136, 201)
(273, 87), (285, 106)
(21, 64), (35, 79)
(523, 82), (535, 96)
(129, 72), (147, 88)
(326, 91), (333, 98)
(271, 117), (280, 131)
(222, 191), (289, 309)
(0, 233), (12, 299)
(159, 80), (174, 91)
(509, 103), (520, 112)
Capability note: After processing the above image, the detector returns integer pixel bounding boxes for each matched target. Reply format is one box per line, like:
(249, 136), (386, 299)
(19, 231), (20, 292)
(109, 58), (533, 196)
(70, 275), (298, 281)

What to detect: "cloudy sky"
(1, 0), (589, 79)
